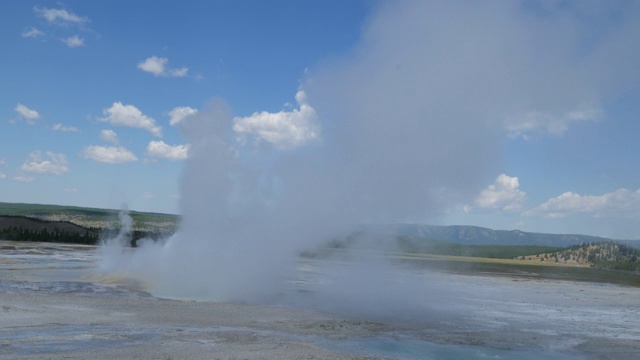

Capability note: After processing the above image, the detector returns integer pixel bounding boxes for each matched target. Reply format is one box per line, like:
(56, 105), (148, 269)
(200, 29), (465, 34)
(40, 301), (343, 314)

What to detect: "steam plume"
(99, 1), (640, 312)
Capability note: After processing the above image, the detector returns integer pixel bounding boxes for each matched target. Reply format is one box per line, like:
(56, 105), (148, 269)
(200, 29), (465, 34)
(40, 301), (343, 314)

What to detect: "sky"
(1, 0), (640, 240)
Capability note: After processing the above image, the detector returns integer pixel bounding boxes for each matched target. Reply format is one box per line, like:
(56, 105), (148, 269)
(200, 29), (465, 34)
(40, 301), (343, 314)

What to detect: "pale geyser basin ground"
(1, 241), (639, 359)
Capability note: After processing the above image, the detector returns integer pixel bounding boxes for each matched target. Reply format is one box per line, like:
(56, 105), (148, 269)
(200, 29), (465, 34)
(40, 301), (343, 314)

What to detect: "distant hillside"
(0, 215), (172, 246)
(0, 216), (98, 233)
(367, 224), (626, 248)
(519, 241), (640, 271)
(2, 202), (638, 250)
(396, 237), (561, 259)
(318, 230), (640, 272)
(0, 202), (179, 233)
(0, 215), (99, 244)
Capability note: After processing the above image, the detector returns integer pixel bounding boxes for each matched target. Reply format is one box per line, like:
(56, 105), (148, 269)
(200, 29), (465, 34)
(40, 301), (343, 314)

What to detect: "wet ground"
(1, 240), (639, 359)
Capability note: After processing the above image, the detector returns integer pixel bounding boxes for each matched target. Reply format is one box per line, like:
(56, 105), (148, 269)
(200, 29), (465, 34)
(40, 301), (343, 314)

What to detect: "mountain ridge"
(1, 202), (637, 248)
(366, 224), (640, 248)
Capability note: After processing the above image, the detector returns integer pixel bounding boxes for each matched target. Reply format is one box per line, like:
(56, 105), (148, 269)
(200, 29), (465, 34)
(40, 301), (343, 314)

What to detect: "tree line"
(0, 226), (99, 245)
(0, 226), (170, 247)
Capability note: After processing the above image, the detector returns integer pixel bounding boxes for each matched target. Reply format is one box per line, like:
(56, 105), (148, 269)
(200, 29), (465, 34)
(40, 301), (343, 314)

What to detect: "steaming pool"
(1, 240), (639, 359)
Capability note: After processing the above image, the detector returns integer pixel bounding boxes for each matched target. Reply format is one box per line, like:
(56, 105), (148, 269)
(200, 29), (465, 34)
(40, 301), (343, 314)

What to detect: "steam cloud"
(99, 1), (640, 312)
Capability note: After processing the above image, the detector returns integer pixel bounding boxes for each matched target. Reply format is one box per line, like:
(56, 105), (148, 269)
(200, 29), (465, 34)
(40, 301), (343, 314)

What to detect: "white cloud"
(467, 174), (526, 213)
(21, 151), (69, 176)
(505, 106), (603, 139)
(100, 129), (119, 144)
(524, 189), (640, 219)
(146, 140), (190, 161)
(14, 103), (41, 124)
(142, 192), (156, 199)
(64, 188), (78, 193)
(31, 7), (91, 47)
(168, 106), (198, 126)
(52, 123), (79, 132)
(0, 159), (6, 179)
(22, 27), (43, 38)
(63, 35), (84, 48)
(138, 56), (166, 76)
(34, 7), (89, 25)
(99, 102), (162, 137)
(232, 90), (320, 150)
(14, 175), (35, 183)
(169, 67), (189, 77)
(137, 56), (189, 78)
(81, 145), (138, 164)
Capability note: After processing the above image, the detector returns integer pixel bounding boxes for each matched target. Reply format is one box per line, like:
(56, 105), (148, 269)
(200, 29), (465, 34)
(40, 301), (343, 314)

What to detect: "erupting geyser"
(99, 0), (612, 309)
(99, 101), (301, 302)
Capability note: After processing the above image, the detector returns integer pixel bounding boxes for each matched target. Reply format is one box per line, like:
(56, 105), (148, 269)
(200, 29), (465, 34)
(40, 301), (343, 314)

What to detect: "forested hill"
(0, 202), (178, 232)
(0, 202), (178, 246)
(526, 241), (640, 271)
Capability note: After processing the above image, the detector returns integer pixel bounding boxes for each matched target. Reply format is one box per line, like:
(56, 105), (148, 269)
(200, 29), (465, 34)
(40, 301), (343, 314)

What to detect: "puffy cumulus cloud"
(232, 90), (320, 150)
(146, 140), (190, 161)
(100, 129), (119, 144)
(52, 123), (79, 132)
(137, 56), (166, 76)
(99, 102), (162, 137)
(63, 35), (84, 48)
(468, 174), (526, 213)
(81, 146), (138, 164)
(34, 6), (89, 25)
(506, 106), (603, 139)
(524, 189), (640, 219)
(14, 103), (41, 124)
(22, 27), (43, 38)
(0, 172), (5, 180)
(137, 56), (189, 78)
(168, 106), (198, 126)
(20, 151), (69, 176)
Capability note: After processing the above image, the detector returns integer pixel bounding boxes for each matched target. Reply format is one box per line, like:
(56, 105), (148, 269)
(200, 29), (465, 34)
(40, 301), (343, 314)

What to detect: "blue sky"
(1, 1), (639, 240)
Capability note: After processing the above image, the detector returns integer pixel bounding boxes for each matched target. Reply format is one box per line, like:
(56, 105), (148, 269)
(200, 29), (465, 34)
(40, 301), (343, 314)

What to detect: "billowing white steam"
(99, 1), (640, 308)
